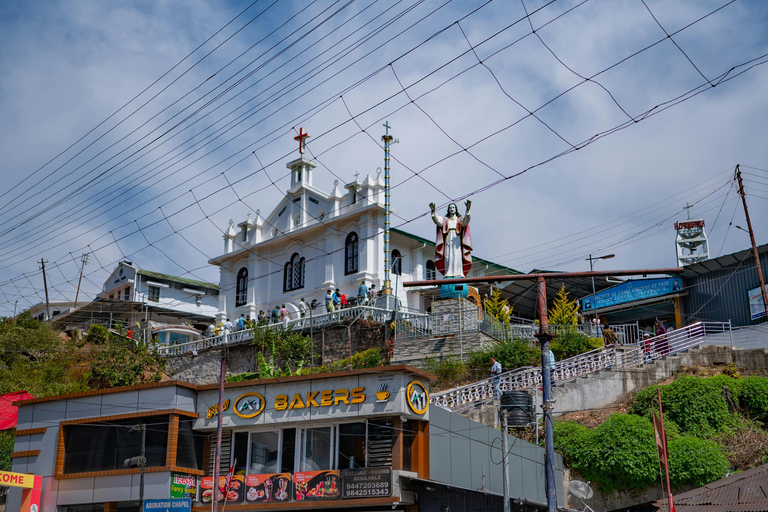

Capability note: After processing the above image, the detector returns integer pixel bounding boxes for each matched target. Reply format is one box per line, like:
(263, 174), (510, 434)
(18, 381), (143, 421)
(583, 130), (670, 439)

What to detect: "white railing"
(155, 305), (394, 356)
(430, 321), (732, 410)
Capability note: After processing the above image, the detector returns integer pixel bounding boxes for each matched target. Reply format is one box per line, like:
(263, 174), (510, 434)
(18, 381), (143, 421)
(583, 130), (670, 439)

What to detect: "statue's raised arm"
(431, 201), (473, 278)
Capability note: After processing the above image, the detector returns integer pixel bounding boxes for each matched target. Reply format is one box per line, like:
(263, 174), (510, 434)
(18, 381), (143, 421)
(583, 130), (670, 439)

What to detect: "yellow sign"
(206, 398), (230, 419)
(406, 381), (428, 415)
(274, 387), (365, 411)
(0, 470), (35, 489)
(233, 392), (266, 419)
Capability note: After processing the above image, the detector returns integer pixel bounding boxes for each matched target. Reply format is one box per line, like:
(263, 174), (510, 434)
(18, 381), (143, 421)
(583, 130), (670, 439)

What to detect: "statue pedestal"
(439, 281), (469, 299)
(431, 296), (482, 335)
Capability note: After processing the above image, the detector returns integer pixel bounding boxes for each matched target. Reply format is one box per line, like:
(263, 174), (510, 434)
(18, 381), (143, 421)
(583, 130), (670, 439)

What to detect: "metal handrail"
(155, 305), (394, 356)
(430, 321), (732, 410)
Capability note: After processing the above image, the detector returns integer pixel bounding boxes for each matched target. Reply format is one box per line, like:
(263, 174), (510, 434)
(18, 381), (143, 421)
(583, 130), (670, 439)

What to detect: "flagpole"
(657, 388), (675, 512)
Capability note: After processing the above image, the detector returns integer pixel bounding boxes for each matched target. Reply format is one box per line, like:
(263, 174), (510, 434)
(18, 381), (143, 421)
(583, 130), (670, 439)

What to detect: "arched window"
(236, 267), (248, 307)
(345, 232), (359, 275)
(284, 253), (305, 292)
(391, 249), (402, 276)
(426, 260), (436, 280)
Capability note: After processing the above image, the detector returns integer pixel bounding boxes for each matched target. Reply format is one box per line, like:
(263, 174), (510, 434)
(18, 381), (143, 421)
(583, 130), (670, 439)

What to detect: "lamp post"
(586, 254), (615, 329)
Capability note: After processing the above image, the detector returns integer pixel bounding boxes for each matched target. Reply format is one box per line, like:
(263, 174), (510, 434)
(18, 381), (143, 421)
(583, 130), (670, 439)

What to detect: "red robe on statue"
(435, 216), (473, 277)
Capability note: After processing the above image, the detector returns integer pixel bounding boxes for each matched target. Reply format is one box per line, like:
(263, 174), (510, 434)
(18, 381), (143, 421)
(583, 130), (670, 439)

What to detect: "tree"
(548, 285), (579, 327)
(484, 287), (512, 323)
(85, 326), (165, 388)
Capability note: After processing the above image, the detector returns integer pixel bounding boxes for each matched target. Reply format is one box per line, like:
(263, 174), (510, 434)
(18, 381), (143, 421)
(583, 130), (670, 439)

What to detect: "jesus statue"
(429, 200), (472, 278)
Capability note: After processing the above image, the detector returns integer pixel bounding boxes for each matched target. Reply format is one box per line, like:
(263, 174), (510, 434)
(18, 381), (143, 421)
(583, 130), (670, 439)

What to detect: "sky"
(1, 0), (767, 315)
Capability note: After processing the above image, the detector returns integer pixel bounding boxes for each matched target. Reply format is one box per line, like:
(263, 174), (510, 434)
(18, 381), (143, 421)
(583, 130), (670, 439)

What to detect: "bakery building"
(7, 366), (564, 512)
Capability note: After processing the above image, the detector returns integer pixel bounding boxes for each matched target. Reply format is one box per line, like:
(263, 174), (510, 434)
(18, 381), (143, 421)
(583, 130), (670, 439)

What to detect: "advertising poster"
(293, 470), (340, 500)
(244, 473), (292, 503)
(199, 475), (244, 504)
(169, 473), (197, 499)
(582, 278), (683, 311)
(341, 467), (392, 498)
(143, 499), (191, 512)
(748, 286), (766, 321)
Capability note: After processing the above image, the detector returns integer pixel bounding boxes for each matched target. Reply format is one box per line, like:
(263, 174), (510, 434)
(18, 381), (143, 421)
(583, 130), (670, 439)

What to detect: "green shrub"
(668, 436), (729, 488)
(550, 331), (603, 360)
(467, 338), (540, 377)
(553, 421), (592, 465)
(317, 348), (382, 373)
(423, 356), (469, 390)
(0, 429), (12, 472)
(629, 376), (742, 437)
(739, 377), (768, 422)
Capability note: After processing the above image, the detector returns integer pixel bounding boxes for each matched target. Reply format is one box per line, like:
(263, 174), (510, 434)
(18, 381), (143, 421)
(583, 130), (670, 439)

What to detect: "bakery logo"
(406, 380), (428, 415)
(234, 392), (266, 419)
(375, 384), (390, 403)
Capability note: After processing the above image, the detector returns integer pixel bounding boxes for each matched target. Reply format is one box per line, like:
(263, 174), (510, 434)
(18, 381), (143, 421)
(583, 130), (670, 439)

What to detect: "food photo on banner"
(244, 473), (292, 503)
(293, 470), (340, 500)
(199, 475), (244, 504)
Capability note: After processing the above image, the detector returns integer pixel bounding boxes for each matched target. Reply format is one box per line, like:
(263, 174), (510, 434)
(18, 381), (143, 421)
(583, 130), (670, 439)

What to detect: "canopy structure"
(0, 391), (35, 431)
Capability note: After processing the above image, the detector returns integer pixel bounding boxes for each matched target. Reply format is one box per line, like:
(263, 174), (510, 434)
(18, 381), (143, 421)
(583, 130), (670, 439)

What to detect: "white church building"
(210, 151), (514, 321)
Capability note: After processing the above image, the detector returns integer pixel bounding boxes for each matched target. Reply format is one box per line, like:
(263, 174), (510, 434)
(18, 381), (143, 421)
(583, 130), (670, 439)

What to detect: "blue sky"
(1, 0), (767, 313)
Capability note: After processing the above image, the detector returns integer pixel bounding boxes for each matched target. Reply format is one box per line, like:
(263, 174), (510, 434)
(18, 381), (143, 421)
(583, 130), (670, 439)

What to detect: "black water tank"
(500, 390), (533, 426)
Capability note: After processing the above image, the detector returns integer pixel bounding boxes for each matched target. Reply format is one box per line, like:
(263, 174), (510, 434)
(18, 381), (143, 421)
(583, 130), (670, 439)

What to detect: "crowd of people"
(203, 281), (382, 338)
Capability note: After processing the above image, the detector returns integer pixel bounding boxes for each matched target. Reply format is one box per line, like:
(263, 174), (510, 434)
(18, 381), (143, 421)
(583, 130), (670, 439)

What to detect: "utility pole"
(382, 121), (394, 297)
(501, 411), (511, 512)
(535, 276), (558, 512)
(40, 259), (50, 321)
(735, 165), (768, 321)
(212, 349), (226, 512)
(586, 253), (615, 329)
(74, 253), (89, 308)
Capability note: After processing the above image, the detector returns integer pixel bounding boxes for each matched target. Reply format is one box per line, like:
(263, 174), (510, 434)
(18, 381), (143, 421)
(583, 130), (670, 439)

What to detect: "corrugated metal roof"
(137, 269), (219, 290)
(654, 463), (768, 512)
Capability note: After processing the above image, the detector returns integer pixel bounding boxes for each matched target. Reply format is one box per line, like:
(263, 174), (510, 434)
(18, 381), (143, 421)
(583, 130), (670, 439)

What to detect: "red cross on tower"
(294, 127), (310, 154)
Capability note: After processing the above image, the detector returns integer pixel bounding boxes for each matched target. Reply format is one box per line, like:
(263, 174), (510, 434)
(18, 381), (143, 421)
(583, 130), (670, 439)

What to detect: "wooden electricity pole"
(735, 165), (768, 321)
(40, 259), (50, 321)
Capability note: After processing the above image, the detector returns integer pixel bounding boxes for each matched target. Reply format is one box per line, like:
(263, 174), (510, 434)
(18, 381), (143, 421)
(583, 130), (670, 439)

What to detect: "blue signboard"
(582, 278), (682, 312)
(143, 499), (191, 512)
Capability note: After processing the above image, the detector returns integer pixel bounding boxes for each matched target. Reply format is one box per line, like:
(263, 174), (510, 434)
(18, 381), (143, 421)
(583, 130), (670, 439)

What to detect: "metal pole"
(310, 305), (314, 373)
(589, 255), (597, 328)
(382, 122), (393, 295)
(140, 423), (146, 508)
(735, 165), (768, 321)
(657, 388), (675, 512)
(534, 276), (558, 512)
(75, 253), (88, 308)
(212, 351), (226, 512)
(40, 259), (50, 321)
(13, 300), (18, 317)
(502, 411), (511, 512)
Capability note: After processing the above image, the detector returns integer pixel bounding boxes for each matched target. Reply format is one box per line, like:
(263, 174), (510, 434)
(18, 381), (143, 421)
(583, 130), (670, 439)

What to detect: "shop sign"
(406, 380), (428, 415)
(748, 286), (766, 321)
(274, 388), (365, 411)
(293, 470), (340, 500)
(582, 278), (683, 311)
(244, 473), (291, 502)
(199, 475), (244, 504)
(233, 392), (265, 418)
(341, 467), (392, 498)
(0, 470), (35, 488)
(206, 399), (230, 419)
(169, 472), (196, 499)
(675, 220), (705, 230)
(143, 499), (191, 512)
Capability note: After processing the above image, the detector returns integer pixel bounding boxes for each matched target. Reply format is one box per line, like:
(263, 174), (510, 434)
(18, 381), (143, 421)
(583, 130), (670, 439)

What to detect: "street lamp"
(586, 254), (615, 329)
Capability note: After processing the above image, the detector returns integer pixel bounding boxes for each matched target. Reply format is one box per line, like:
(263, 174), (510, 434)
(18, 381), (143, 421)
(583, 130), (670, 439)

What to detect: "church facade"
(209, 153), (513, 321)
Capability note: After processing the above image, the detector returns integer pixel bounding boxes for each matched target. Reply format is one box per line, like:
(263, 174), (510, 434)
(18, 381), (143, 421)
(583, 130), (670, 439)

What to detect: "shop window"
(176, 419), (204, 470)
(63, 416), (169, 473)
(338, 422), (366, 469)
(236, 267), (248, 307)
(248, 430), (280, 474)
(345, 232), (359, 275)
(299, 426), (333, 472)
(281, 428), (296, 474)
(148, 286), (160, 302)
(233, 431), (249, 475)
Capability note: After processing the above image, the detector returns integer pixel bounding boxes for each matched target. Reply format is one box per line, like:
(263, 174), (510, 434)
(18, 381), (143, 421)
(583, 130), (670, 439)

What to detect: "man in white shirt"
(224, 318), (234, 333)
(298, 298), (308, 318)
(490, 357), (502, 399)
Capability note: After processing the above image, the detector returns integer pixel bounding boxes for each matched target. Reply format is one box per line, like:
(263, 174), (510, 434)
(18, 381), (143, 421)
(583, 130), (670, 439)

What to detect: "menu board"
(293, 470), (340, 500)
(199, 475), (244, 504)
(341, 467), (392, 498)
(169, 473), (197, 499)
(244, 473), (291, 503)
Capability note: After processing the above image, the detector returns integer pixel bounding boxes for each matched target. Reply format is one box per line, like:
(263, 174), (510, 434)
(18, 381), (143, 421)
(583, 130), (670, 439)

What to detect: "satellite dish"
(568, 480), (593, 500)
